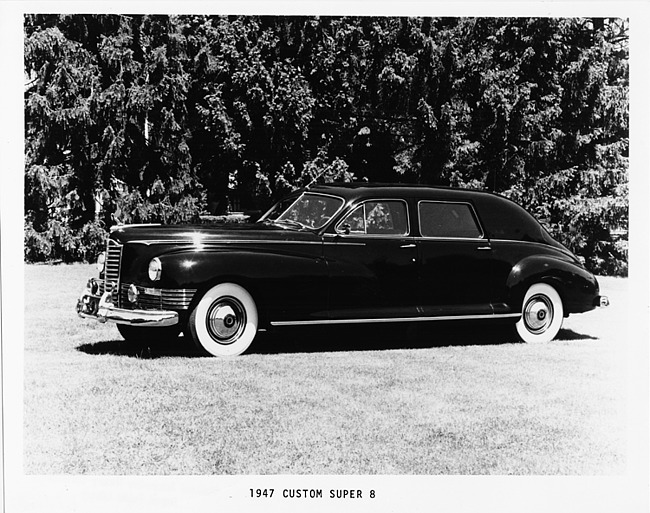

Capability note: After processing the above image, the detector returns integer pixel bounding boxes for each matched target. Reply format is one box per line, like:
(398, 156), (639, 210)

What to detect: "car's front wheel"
(187, 282), (258, 357)
(516, 283), (564, 343)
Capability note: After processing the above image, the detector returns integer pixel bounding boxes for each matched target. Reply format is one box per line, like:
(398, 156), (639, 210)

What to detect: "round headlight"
(96, 252), (106, 272)
(148, 257), (162, 281)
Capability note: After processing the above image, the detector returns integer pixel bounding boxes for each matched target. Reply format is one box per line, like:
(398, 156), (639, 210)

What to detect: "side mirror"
(338, 223), (351, 235)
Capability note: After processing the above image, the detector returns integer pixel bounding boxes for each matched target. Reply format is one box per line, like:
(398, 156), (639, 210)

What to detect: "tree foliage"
(24, 15), (628, 274)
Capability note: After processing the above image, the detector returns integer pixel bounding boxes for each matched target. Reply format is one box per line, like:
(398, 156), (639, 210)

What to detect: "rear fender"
(506, 255), (598, 314)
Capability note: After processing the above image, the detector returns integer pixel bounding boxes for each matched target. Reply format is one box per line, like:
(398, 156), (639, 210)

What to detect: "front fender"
(156, 246), (329, 324)
(506, 255), (599, 314)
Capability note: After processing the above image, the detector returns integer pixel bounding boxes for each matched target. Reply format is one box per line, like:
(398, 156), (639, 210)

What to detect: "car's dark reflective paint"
(77, 184), (609, 356)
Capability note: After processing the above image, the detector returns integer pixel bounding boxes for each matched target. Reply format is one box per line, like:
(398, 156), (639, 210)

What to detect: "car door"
(416, 200), (493, 316)
(323, 199), (419, 321)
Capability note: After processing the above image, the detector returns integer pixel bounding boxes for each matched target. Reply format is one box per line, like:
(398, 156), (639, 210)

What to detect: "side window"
(341, 205), (366, 233)
(337, 200), (409, 236)
(419, 202), (482, 238)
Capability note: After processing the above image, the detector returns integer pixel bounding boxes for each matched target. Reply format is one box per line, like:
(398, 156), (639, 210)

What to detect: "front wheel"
(516, 283), (564, 343)
(187, 283), (258, 357)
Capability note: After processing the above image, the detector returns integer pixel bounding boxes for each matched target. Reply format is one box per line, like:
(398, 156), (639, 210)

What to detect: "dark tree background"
(24, 15), (628, 275)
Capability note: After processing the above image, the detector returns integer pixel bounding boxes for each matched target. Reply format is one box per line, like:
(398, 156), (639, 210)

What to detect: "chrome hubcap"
(206, 297), (246, 344)
(523, 294), (553, 334)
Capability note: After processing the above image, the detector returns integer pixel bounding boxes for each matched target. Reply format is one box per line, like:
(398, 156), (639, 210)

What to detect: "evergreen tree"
(24, 15), (628, 274)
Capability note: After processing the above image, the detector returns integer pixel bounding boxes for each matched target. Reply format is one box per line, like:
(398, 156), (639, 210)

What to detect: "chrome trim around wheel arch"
(270, 312), (521, 327)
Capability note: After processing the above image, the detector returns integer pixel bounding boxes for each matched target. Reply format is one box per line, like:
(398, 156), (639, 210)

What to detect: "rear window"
(418, 201), (482, 238)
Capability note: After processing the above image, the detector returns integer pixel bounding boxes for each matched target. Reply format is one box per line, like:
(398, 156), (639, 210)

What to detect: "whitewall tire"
(516, 283), (564, 343)
(188, 282), (258, 357)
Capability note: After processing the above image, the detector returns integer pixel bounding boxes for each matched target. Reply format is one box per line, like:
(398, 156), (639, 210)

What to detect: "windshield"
(258, 195), (299, 223)
(262, 192), (344, 230)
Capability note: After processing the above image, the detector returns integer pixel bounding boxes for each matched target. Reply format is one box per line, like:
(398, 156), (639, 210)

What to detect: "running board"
(270, 313), (521, 327)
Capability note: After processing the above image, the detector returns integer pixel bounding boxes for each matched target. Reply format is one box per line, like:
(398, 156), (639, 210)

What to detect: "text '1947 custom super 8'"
(77, 183), (609, 356)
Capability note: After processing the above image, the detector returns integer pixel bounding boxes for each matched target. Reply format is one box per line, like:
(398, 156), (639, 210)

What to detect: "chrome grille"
(102, 239), (123, 304)
(161, 289), (197, 309)
(119, 284), (196, 311)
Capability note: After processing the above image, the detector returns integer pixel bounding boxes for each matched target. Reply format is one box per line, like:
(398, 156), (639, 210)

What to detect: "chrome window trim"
(276, 191), (346, 230)
(417, 200), (485, 240)
(334, 198), (411, 238)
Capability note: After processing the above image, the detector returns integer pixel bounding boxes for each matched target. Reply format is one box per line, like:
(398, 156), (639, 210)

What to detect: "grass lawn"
(23, 264), (628, 474)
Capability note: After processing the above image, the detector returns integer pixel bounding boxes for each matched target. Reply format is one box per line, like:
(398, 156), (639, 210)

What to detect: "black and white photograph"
(2, 1), (648, 512)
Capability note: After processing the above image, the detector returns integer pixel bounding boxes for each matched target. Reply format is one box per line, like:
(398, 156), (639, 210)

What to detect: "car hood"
(108, 222), (321, 245)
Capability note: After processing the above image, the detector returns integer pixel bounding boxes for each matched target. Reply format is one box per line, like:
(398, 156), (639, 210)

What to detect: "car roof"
(308, 182), (498, 203)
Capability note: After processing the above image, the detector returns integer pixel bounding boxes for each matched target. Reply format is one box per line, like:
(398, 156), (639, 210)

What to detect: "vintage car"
(77, 183), (609, 356)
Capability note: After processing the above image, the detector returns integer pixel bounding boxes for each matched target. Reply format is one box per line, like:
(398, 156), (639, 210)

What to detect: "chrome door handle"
(477, 246), (492, 251)
(400, 244), (416, 248)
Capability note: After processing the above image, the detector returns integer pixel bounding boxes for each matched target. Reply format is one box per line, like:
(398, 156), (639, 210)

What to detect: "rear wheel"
(516, 283), (564, 343)
(117, 324), (181, 344)
(188, 283), (258, 357)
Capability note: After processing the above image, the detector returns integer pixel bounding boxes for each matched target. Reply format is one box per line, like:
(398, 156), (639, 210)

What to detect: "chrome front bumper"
(76, 284), (179, 327)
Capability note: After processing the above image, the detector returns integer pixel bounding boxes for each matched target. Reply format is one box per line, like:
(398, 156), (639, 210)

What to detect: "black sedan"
(77, 183), (608, 356)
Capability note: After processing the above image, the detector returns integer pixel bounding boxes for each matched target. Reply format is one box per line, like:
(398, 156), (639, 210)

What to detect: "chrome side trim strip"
(127, 239), (326, 246)
(323, 241), (367, 246)
(490, 238), (546, 245)
(127, 239), (370, 247)
(489, 238), (577, 259)
(490, 239), (558, 249)
(270, 313), (521, 326)
(418, 236), (488, 242)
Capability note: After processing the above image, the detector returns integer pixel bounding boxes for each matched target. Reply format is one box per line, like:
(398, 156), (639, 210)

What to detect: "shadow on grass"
(250, 322), (599, 355)
(76, 336), (204, 359)
(556, 328), (598, 341)
(76, 323), (598, 359)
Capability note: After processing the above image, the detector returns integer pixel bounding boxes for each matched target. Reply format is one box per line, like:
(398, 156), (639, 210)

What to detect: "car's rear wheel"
(188, 282), (258, 357)
(516, 283), (564, 343)
(117, 324), (181, 343)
